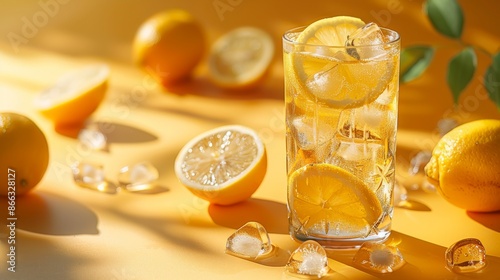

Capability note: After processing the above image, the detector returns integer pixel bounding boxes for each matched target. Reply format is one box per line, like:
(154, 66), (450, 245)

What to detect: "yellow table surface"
(1, 0), (499, 279)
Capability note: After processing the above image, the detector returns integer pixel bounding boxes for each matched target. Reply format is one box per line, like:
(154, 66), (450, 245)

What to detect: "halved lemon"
(34, 64), (109, 128)
(291, 16), (397, 109)
(174, 125), (267, 205)
(208, 27), (274, 90)
(289, 163), (382, 237)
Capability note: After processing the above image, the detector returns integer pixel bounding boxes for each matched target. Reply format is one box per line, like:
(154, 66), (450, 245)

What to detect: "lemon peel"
(34, 64), (109, 128)
(0, 113), (49, 195)
(425, 119), (500, 212)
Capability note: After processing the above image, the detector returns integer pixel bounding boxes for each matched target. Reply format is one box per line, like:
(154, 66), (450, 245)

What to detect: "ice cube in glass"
(285, 240), (329, 278)
(225, 222), (273, 259)
(346, 22), (389, 60)
(352, 242), (405, 273)
(446, 238), (486, 273)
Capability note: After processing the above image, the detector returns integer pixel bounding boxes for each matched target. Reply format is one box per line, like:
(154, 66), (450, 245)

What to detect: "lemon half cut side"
(34, 64), (109, 128)
(208, 27), (274, 90)
(174, 125), (267, 205)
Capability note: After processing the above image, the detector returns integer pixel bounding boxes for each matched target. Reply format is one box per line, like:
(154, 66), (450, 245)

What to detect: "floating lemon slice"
(174, 125), (267, 205)
(289, 163), (382, 237)
(208, 27), (274, 90)
(34, 64), (109, 127)
(291, 16), (396, 109)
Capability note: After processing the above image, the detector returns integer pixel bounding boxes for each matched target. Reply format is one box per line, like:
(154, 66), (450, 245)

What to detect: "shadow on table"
(0, 231), (94, 280)
(165, 76), (284, 101)
(54, 120), (158, 144)
(327, 231), (500, 280)
(208, 198), (288, 234)
(467, 211), (500, 233)
(0, 190), (99, 235)
(209, 198), (291, 267)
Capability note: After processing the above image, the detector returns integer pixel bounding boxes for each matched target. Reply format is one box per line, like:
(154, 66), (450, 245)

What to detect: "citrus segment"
(289, 163), (382, 237)
(34, 64), (109, 127)
(208, 27), (274, 90)
(0, 113), (49, 195)
(175, 125), (267, 205)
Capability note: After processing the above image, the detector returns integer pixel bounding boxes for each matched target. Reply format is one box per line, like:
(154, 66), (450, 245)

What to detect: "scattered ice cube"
(225, 222), (273, 259)
(118, 162), (159, 191)
(352, 242), (405, 273)
(78, 127), (107, 151)
(72, 162), (118, 194)
(285, 240), (329, 278)
(346, 22), (388, 60)
(437, 118), (459, 137)
(445, 238), (486, 273)
(408, 150), (432, 176)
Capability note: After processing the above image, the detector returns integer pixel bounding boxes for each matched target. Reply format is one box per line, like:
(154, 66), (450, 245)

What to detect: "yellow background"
(0, 0), (499, 279)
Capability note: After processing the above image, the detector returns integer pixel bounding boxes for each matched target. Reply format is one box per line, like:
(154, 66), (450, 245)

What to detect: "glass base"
(290, 229), (391, 249)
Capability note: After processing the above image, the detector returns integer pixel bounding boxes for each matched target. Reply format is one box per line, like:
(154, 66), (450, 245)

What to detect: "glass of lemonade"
(283, 17), (400, 248)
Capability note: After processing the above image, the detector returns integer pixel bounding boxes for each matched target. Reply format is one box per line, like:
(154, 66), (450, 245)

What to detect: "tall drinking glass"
(283, 23), (400, 248)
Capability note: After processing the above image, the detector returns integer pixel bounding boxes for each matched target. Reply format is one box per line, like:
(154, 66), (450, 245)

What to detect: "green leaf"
(400, 45), (435, 83)
(484, 52), (500, 110)
(447, 47), (477, 104)
(425, 0), (464, 39)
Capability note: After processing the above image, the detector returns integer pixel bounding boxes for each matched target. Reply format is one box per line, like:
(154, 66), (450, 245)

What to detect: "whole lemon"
(133, 9), (205, 87)
(0, 113), (49, 196)
(424, 119), (500, 212)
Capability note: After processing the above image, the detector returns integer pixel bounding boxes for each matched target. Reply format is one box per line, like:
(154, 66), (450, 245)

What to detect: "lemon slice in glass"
(289, 163), (382, 237)
(208, 27), (274, 90)
(291, 16), (397, 109)
(34, 64), (109, 128)
(174, 125), (267, 205)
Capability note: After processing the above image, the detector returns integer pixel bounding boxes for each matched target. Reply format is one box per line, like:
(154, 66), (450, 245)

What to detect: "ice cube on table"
(78, 127), (107, 151)
(285, 240), (329, 278)
(352, 242), (405, 273)
(118, 161), (159, 191)
(409, 150), (432, 176)
(445, 238), (486, 273)
(72, 162), (118, 194)
(225, 222), (273, 260)
(346, 23), (389, 60)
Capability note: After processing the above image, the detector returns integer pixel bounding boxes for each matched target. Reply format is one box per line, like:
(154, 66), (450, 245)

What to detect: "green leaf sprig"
(400, 0), (500, 110)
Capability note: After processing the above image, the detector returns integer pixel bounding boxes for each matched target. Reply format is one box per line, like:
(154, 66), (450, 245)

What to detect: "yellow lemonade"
(283, 17), (400, 248)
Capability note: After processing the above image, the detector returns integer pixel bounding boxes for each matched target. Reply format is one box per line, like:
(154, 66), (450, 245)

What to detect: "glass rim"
(282, 25), (400, 49)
